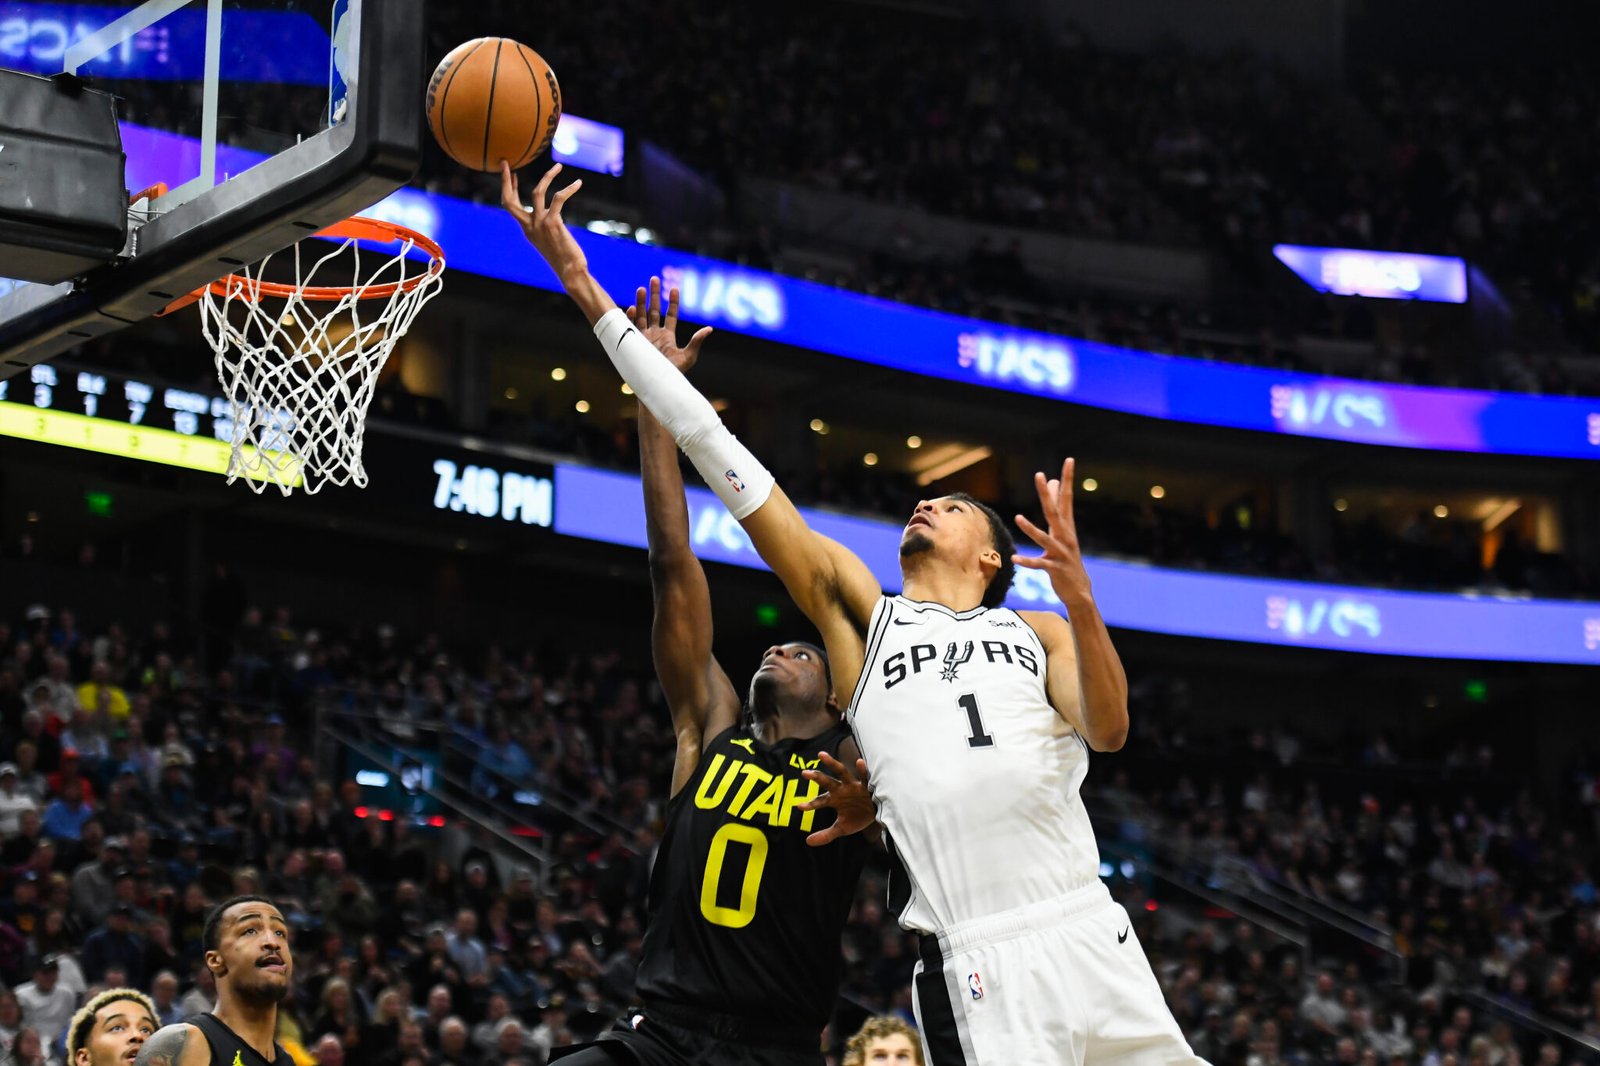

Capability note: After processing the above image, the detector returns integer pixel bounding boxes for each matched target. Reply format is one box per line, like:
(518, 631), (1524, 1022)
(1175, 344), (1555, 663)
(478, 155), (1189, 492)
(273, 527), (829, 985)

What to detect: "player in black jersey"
(135, 897), (293, 1066)
(547, 279), (873, 1066)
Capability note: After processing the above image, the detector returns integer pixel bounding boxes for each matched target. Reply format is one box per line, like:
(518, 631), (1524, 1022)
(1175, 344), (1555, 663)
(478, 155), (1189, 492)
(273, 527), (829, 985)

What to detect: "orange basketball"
(426, 37), (562, 173)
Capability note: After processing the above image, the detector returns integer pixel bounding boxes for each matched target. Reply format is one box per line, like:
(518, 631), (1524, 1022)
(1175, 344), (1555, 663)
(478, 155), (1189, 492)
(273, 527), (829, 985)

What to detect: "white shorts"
(910, 881), (1209, 1064)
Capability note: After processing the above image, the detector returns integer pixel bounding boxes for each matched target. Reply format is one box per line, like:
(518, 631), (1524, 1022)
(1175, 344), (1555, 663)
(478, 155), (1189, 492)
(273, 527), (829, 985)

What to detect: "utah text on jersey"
(692, 748), (825, 832)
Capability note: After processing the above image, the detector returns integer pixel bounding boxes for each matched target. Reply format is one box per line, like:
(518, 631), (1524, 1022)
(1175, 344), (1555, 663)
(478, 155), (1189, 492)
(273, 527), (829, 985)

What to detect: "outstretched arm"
(503, 163), (883, 702)
(1016, 459), (1129, 752)
(631, 281), (742, 797)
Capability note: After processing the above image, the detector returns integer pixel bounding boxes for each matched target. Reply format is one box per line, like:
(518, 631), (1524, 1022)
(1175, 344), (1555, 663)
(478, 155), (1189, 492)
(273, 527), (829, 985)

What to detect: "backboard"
(0, 0), (424, 379)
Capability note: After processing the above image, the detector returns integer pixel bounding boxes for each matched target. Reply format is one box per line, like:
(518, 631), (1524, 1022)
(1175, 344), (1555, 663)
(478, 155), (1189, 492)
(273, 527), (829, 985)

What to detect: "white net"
(198, 225), (445, 495)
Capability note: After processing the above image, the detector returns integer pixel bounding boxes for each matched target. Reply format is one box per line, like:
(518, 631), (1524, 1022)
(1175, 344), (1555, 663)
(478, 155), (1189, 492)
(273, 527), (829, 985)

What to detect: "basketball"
(426, 37), (561, 173)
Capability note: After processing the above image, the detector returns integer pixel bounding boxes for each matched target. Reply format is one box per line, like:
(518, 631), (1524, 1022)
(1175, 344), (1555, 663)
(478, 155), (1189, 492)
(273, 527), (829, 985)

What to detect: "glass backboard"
(0, 0), (423, 378)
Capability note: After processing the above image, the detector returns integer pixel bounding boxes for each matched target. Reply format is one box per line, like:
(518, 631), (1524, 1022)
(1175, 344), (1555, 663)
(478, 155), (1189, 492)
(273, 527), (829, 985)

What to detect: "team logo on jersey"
(940, 641), (974, 682)
(724, 469), (745, 492)
(968, 971), (984, 1000)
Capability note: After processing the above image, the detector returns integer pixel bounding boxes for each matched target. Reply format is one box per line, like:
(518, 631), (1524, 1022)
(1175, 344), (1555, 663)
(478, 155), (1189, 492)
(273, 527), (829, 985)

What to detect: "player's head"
(748, 641), (836, 725)
(900, 493), (1016, 609)
(203, 895), (292, 1005)
(66, 989), (158, 1066)
(843, 1016), (924, 1066)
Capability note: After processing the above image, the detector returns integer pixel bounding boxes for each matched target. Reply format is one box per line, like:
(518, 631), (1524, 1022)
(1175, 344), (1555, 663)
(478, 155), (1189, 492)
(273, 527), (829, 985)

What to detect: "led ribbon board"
(352, 188), (1599, 460)
(553, 465), (1600, 666)
(87, 125), (1600, 459)
(0, 398), (297, 483)
(6, 374), (1595, 664)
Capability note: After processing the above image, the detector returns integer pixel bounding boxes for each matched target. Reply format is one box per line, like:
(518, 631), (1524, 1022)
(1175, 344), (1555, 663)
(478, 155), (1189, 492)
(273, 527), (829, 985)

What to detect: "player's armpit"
(135, 1023), (199, 1066)
(1021, 609), (1128, 751)
(1018, 610), (1090, 734)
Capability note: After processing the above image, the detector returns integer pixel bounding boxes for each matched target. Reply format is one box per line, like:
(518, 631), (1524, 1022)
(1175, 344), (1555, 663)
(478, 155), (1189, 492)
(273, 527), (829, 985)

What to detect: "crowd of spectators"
(413, 2), (1599, 393)
(2, 600), (1598, 1065)
(1096, 704), (1600, 1065)
(467, 388), (1595, 601)
(72, 3), (1598, 393)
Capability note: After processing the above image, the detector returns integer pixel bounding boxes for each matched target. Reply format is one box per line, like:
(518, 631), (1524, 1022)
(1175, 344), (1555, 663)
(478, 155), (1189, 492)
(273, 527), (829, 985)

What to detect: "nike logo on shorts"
(1118, 926), (1129, 944)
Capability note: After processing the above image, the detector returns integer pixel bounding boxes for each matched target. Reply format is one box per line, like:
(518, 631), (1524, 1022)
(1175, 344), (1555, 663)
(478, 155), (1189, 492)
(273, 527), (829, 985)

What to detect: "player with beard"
(136, 897), (294, 1066)
(66, 989), (158, 1066)
(507, 164), (1203, 1063)
(549, 281), (870, 1065)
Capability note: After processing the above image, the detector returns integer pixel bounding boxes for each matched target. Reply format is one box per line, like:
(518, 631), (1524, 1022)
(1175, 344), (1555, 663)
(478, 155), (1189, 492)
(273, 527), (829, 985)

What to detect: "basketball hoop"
(171, 217), (446, 495)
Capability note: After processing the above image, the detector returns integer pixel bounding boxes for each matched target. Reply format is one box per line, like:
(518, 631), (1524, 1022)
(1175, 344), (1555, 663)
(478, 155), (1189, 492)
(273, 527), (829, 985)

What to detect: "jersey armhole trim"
(846, 596), (895, 720)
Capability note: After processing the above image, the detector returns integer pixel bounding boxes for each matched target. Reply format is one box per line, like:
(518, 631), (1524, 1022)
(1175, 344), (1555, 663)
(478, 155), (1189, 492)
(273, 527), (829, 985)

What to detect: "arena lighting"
(0, 402), (301, 484)
(1477, 498), (1523, 531)
(913, 445), (993, 486)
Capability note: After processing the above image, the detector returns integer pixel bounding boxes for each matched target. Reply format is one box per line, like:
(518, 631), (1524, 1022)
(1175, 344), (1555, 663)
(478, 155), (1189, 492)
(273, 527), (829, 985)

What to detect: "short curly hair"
(842, 1016), (923, 1066)
(66, 989), (158, 1065)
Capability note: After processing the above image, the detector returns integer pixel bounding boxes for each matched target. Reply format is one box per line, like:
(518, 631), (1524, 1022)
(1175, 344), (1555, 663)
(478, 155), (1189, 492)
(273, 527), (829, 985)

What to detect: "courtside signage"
(355, 190), (1599, 460)
(5, 373), (1593, 665)
(553, 465), (1600, 666)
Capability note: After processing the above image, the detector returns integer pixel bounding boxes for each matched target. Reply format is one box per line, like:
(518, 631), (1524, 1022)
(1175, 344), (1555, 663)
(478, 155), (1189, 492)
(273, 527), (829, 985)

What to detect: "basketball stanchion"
(163, 217), (445, 495)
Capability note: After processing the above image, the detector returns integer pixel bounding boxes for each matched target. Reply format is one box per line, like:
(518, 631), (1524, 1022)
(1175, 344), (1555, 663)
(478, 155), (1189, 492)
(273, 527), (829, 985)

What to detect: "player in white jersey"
(504, 161), (1205, 1064)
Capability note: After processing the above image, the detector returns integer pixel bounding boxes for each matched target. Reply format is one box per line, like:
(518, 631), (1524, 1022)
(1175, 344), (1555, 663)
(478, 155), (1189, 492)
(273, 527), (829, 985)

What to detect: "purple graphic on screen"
(107, 123), (1600, 460)
(1273, 245), (1469, 303)
(553, 465), (1600, 666)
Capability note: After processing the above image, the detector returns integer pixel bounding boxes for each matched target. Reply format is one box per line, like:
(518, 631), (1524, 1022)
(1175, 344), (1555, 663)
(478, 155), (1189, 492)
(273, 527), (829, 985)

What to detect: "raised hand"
(500, 160), (587, 282)
(798, 752), (876, 847)
(631, 276), (713, 374)
(1014, 457), (1093, 608)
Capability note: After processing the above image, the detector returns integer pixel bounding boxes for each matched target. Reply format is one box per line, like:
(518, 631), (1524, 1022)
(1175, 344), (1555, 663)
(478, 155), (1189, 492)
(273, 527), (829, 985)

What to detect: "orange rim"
(163, 217), (445, 315)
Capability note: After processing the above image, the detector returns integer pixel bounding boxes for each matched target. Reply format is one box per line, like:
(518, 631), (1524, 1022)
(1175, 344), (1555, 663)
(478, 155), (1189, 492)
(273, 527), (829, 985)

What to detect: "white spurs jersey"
(847, 595), (1101, 933)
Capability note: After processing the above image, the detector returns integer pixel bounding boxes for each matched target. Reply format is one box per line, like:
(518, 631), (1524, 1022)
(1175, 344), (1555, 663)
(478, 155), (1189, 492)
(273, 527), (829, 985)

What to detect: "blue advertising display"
(94, 125), (1600, 461)
(1274, 245), (1469, 303)
(552, 465), (1600, 666)
(0, 3), (332, 82)
(358, 186), (1600, 461)
(548, 113), (625, 177)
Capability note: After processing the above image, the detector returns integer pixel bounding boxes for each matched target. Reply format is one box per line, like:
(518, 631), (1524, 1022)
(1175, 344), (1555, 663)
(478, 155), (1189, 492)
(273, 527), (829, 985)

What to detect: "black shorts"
(549, 1004), (822, 1066)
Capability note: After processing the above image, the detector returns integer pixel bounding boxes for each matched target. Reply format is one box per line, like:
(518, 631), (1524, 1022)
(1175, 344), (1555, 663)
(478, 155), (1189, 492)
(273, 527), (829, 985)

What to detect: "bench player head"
(67, 989), (158, 1066)
(136, 896), (294, 1066)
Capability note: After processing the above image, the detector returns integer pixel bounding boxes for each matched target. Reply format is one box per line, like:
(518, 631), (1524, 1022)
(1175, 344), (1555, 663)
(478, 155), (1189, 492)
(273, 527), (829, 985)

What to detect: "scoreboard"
(0, 364), (230, 439)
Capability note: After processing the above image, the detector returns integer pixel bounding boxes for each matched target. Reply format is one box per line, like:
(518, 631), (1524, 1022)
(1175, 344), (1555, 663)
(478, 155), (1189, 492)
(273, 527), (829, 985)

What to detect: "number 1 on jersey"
(957, 693), (994, 748)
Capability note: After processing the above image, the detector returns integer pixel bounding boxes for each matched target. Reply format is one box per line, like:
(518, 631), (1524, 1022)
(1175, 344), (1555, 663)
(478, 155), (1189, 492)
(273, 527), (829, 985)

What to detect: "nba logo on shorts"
(968, 972), (984, 1000)
(725, 469), (745, 492)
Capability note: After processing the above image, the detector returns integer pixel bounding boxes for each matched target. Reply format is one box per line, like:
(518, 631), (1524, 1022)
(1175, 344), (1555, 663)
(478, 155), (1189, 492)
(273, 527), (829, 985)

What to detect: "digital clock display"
(430, 458), (553, 527)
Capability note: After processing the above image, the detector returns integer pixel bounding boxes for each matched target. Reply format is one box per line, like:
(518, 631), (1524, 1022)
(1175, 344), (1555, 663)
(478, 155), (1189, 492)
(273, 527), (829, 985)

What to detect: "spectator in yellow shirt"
(75, 663), (130, 722)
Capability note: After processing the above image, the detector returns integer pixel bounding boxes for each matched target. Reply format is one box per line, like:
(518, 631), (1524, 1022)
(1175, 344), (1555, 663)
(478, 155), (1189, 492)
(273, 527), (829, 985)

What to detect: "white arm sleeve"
(593, 308), (775, 519)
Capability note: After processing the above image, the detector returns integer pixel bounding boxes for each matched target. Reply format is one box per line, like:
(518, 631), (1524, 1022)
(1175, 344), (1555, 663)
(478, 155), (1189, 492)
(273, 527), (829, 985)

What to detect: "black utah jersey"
(634, 721), (868, 1032)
